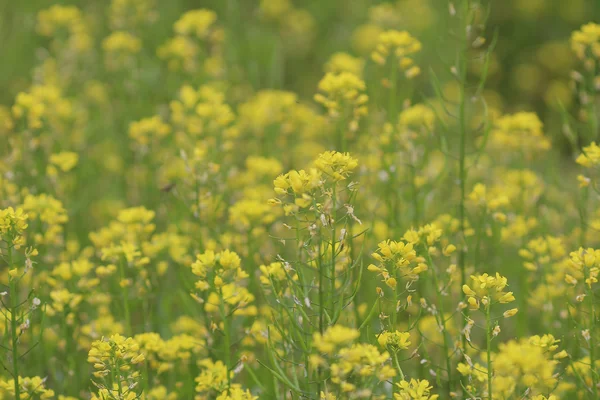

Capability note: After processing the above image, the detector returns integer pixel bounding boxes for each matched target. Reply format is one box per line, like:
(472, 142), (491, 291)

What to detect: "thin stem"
(330, 185), (337, 318)
(9, 245), (20, 400)
(392, 351), (405, 381)
(486, 304), (493, 400)
(389, 61), (398, 123)
(428, 256), (453, 394)
(118, 257), (132, 335)
(457, 0), (472, 359)
(219, 288), (232, 389)
(586, 272), (598, 398)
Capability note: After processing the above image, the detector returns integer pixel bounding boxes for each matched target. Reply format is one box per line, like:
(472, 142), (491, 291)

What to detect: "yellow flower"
(394, 379), (439, 400)
(313, 325), (359, 354)
(571, 23), (600, 61)
(314, 151), (358, 181)
(377, 331), (411, 351)
(49, 151), (79, 172)
(371, 30), (422, 78)
(325, 52), (365, 76)
(577, 142), (600, 168)
(314, 72), (368, 120)
(503, 308), (519, 318)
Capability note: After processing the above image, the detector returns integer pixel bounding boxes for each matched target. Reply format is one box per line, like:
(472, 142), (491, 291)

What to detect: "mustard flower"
(571, 23), (600, 61)
(36, 5), (92, 52)
(313, 325), (360, 354)
(394, 378), (439, 400)
(325, 52), (365, 76)
(314, 151), (358, 181)
(314, 72), (368, 121)
(259, 0), (293, 20)
(48, 151), (79, 172)
(489, 112), (550, 155)
(0, 207), (28, 247)
(195, 359), (232, 394)
(174, 9), (218, 39)
(576, 141), (600, 168)
(129, 115), (171, 146)
(377, 330), (411, 351)
(109, 0), (158, 30)
(462, 273), (516, 310)
(0, 376), (55, 399)
(371, 30), (422, 78)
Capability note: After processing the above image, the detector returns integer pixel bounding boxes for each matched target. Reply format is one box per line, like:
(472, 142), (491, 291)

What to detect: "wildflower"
(325, 52), (365, 76)
(314, 72), (368, 120)
(371, 30), (422, 78)
(88, 335), (144, 399)
(570, 23), (600, 61)
(394, 378), (439, 400)
(576, 142), (600, 168)
(462, 273), (516, 310)
(0, 207), (29, 247)
(174, 9), (218, 38)
(36, 5), (92, 52)
(489, 112), (550, 155)
(109, 0), (158, 30)
(129, 116), (171, 146)
(314, 151), (358, 181)
(313, 325), (360, 354)
(48, 151), (79, 172)
(195, 359), (231, 394)
(377, 330), (411, 351)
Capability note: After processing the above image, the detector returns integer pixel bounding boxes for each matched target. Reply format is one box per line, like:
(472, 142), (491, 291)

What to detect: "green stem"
(457, 0), (471, 358)
(9, 246), (20, 400)
(330, 185), (337, 318)
(486, 304), (493, 400)
(410, 164), (420, 227)
(392, 351), (405, 381)
(119, 258), (132, 335)
(389, 61), (398, 123)
(115, 357), (123, 397)
(586, 272), (598, 398)
(427, 251), (453, 395)
(219, 288), (232, 389)
(317, 234), (324, 395)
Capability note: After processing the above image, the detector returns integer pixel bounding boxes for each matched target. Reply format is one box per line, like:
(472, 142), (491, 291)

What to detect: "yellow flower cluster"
(458, 335), (567, 399)
(314, 72), (368, 123)
(0, 207), (28, 248)
(88, 334), (145, 399)
(489, 112), (550, 155)
(48, 151), (79, 175)
(325, 52), (365, 76)
(571, 23), (600, 61)
(377, 330), (411, 351)
(577, 141), (600, 168)
(462, 273), (516, 311)
(102, 31), (142, 70)
(128, 115), (171, 146)
(191, 249), (256, 317)
(109, 0), (157, 30)
(371, 30), (422, 78)
(394, 379), (439, 400)
(0, 376), (55, 399)
(368, 239), (420, 288)
(158, 9), (223, 75)
(37, 5), (92, 52)
(567, 247), (600, 287)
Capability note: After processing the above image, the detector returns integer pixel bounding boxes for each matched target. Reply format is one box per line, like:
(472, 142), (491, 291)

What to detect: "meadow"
(1, 0), (600, 399)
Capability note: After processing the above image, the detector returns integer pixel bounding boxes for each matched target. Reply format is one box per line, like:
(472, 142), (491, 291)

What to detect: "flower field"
(1, 0), (600, 399)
